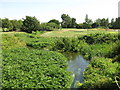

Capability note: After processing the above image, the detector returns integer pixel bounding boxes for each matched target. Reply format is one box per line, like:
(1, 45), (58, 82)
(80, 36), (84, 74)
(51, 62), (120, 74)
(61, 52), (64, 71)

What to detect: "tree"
(95, 18), (109, 28)
(48, 19), (61, 29)
(10, 20), (23, 31)
(85, 14), (89, 23)
(39, 23), (48, 31)
(48, 19), (60, 26)
(2, 18), (13, 31)
(95, 18), (101, 27)
(70, 18), (77, 28)
(61, 14), (71, 28)
(76, 23), (83, 29)
(113, 17), (120, 29)
(109, 18), (115, 29)
(18, 20), (23, 30)
(92, 22), (99, 28)
(100, 18), (109, 28)
(47, 22), (60, 30)
(39, 22), (60, 31)
(61, 14), (77, 28)
(83, 14), (93, 29)
(22, 16), (40, 33)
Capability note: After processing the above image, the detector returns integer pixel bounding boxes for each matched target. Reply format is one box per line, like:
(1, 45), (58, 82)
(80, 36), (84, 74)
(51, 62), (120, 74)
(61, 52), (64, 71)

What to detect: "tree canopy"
(61, 14), (77, 28)
(48, 19), (60, 26)
(2, 18), (13, 31)
(1, 14), (120, 32)
(22, 16), (40, 33)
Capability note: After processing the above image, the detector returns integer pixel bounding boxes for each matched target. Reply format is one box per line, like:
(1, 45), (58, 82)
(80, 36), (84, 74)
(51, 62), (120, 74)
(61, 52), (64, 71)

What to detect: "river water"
(64, 52), (89, 88)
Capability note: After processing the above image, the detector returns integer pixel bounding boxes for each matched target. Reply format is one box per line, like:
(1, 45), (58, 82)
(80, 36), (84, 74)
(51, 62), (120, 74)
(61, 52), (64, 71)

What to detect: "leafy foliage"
(2, 48), (72, 88)
(10, 20), (23, 31)
(78, 33), (118, 44)
(61, 14), (77, 28)
(22, 16), (40, 33)
(2, 18), (13, 31)
(24, 32), (119, 60)
(2, 18), (23, 32)
(81, 57), (119, 89)
(112, 17), (120, 29)
(39, 23), (60, 31)
(48, 19), (60, 27)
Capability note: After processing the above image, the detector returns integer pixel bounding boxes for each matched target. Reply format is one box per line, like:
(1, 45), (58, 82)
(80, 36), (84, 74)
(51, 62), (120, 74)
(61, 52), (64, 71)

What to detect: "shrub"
(81, 57), (119, 89)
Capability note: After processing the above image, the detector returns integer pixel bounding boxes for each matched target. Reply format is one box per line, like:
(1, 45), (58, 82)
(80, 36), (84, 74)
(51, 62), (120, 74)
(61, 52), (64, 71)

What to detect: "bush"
(78, 33), (118, 44)
(81, 57), (119, 89)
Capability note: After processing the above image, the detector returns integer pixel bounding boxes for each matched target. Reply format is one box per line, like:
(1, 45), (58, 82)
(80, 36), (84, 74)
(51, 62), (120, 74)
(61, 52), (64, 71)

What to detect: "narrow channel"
(64, 53), (89, 88)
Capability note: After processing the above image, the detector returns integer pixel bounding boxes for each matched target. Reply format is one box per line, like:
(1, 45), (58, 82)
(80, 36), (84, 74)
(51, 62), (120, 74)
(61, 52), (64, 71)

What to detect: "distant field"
(1, 29), (119, 38)
(1, 31), (26, 34)
(40, 29), (119, 37)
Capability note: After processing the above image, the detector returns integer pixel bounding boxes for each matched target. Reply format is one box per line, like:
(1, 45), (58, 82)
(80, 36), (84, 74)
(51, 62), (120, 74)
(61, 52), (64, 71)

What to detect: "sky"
(0, 0), (120, 23)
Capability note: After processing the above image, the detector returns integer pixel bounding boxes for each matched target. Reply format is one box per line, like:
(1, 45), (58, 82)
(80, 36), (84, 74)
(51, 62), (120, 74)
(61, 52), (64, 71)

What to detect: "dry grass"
(40, 29), (118, 37)
(1, 31), (26, 35)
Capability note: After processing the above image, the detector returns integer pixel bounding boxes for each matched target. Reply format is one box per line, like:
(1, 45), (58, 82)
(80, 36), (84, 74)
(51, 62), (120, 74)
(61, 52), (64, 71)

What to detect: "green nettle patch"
(2, 48), (72, 88)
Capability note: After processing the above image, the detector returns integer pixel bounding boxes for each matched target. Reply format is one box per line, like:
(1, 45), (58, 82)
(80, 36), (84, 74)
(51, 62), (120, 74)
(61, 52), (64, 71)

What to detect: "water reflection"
(65, 52), (89, 88)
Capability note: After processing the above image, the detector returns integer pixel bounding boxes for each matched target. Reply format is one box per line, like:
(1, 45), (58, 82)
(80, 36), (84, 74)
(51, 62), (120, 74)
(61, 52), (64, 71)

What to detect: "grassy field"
(1, 29), (119, 37)
(40, 29), (119, 37)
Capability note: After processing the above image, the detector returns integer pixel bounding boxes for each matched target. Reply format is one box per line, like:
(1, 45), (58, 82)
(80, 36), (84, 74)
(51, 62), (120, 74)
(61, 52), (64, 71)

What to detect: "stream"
(64, 52), (89, 88)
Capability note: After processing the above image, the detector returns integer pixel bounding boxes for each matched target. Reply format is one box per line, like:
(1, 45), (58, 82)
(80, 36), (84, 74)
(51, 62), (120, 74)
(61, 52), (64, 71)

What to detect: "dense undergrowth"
(2, 48), (72, 88)
(2, 34), (26, 49)
(81, 57), (120, 89)
(2, 31), (120, 89)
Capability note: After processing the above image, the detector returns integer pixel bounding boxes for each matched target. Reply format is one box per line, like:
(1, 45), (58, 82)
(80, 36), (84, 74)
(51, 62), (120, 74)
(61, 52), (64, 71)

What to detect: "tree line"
(0, 14), (120, 33)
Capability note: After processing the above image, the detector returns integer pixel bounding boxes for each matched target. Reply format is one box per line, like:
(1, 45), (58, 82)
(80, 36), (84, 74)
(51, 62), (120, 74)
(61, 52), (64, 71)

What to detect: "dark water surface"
(64, 52), (89, 88)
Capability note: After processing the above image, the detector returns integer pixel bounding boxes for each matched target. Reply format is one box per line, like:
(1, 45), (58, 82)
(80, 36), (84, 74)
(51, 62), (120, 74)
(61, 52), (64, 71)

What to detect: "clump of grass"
(2, 34), (26, 49)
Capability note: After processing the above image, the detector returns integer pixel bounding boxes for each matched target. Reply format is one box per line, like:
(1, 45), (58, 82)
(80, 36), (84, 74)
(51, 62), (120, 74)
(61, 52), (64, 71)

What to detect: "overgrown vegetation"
(3, 48), (72, 88)
(2, 31), (120, 89)
(2, 34), (26, 50)
(81, 57), (120, 89)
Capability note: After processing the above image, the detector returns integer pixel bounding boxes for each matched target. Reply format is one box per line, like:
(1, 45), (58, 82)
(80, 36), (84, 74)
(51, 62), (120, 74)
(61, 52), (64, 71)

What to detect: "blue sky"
(0, 0), (119, 23)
